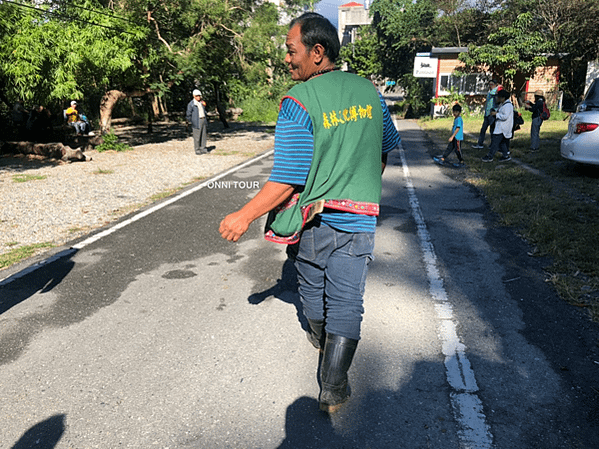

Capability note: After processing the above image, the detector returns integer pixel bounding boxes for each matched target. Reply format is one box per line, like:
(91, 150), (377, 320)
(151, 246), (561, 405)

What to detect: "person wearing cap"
(525, 90), (545, 152)
(186, 89), (208, 154)
(472, 79), (503, 149)
(65, 101), (86, 135)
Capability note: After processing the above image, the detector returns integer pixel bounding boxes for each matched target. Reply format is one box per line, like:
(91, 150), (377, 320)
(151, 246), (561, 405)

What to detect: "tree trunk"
(152, 94), (160, 117)
(100, 90), (127, 134)
(160, 95), (168, 117)
(99, 89), (151, 134)
(214, 83), (230, 128)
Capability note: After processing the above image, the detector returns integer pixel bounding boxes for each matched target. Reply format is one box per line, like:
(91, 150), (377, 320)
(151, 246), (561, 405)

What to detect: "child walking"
(439, 104), (464, 164)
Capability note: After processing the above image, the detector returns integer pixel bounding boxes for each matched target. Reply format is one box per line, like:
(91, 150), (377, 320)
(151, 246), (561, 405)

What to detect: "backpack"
(513, 111), (524, 132)
(540, 101), (550, 120)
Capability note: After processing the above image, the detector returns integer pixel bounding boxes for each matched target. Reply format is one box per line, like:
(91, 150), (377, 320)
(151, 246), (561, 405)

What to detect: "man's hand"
(219, 211), (252, 242)
(218, 181), (295, 243)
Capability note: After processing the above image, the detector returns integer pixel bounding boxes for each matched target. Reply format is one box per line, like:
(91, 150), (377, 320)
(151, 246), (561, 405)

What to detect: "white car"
(561, 78), (599, 165)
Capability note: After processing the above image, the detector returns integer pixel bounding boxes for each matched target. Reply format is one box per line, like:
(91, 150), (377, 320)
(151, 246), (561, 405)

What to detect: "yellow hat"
(534, 90), (544, 97)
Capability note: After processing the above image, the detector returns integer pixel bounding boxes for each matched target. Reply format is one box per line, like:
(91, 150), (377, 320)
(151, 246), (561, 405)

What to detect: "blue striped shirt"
(269, 90), (401, 233)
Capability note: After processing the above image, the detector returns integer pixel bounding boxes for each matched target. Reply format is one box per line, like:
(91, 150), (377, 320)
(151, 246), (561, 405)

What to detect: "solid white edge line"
(395, 120), (493, 448)
(0, 149), (275, 286)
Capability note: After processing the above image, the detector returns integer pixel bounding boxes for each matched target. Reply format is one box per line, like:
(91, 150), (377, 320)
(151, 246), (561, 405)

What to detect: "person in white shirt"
(482, 89), (513, 162)
(186, 89), (208, 154)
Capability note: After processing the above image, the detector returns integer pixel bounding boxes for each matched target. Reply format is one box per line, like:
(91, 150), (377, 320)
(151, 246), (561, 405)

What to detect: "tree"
(434, 0), (468, 47)
(432, 6), (490, 47)
(370, 0), (437, 81)
(0, 0), (146, 107)
(534, 0), (599, 100)
(0, 0), (318, 135)
(458, 12), (554, 95)
(339, 25), (382, 79)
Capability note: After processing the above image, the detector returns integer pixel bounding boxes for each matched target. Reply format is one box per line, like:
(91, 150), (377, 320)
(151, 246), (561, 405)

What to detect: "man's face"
(194, 95), (201, 101)
(489, 82), (496, 91)
(285, 24), (318, 81)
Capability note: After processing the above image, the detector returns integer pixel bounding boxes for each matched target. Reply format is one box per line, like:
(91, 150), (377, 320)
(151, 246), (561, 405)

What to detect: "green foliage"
(238, 96), (280, 123)
(0, 0), (147, 106)
(339, 25), (382, 78)
(399, 74), (433, 117)
(432, 87), (466, 106)
(459, 13), (554, 93)
(431, 87), (468, 117)
(370, 0), (437, 80)
(96, 131), (132, 152)
(0, 0), (301, 126)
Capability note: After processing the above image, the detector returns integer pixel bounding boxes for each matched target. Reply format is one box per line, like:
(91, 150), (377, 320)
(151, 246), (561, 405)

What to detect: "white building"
(338, 2), (372, 46)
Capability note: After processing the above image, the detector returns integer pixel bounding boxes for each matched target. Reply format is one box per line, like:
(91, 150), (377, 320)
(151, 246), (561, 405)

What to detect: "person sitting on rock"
(65, 101), (87, 135)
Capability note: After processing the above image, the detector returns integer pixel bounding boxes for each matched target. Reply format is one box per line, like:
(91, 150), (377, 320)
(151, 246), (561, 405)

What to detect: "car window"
(584, 79), (599, 104)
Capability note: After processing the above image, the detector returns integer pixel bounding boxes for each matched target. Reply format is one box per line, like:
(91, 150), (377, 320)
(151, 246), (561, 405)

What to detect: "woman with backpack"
(525, 90), (548, 152)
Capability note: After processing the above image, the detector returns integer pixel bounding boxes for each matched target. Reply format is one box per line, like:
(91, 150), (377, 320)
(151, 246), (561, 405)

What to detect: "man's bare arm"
(219, 181), (295, 242)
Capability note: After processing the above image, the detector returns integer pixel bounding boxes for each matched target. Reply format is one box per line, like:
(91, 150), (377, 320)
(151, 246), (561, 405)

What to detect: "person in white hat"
(186, 89), (208, 154)
(65, 100), (86, 135)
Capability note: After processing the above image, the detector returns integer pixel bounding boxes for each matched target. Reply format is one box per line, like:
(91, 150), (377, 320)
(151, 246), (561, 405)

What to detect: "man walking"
(186, 89), (207, 154)
(219, 12), (401, 413)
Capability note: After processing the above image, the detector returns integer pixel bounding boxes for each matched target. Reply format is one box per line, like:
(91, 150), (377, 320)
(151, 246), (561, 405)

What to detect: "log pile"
(0, 135), (103, 162)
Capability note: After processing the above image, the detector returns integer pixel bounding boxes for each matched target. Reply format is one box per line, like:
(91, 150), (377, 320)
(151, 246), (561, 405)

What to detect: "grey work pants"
(192, 118), (207, 154)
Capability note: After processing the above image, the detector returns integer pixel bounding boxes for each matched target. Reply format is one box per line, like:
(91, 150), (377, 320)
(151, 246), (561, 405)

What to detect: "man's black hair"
(452, 104), (462, 113)
(289, 12), (340, 62)
(496, 89), (510, 100)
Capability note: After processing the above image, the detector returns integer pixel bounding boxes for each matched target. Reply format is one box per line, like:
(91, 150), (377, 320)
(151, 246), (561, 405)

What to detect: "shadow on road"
(0, 249), (77, 316)
(277, 396), (345, 449)
(11, 414), (66, 449)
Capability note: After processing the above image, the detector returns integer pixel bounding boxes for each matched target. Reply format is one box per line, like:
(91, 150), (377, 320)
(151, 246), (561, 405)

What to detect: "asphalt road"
(1, 119), (598, 449)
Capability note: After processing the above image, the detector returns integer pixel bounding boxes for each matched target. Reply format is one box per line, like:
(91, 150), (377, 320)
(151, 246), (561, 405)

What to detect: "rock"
(61, 146), (92, 162)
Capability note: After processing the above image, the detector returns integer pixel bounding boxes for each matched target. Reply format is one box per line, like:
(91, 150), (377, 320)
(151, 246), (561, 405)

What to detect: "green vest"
(266, 71), (384, 244)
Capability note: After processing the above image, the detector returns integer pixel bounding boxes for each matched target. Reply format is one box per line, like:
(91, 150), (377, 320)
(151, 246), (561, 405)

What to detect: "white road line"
(0, 150), (274, 286)
(397, 139), (494, 448)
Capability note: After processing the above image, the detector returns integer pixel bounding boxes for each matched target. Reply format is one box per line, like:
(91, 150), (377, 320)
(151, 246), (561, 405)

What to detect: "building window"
(438, 73), (488, 95)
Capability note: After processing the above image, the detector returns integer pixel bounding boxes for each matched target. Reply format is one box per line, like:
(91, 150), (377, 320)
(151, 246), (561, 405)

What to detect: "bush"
(96, 131), (132, 152)
(399, 74), (433, 118)
(238, 96), (280, 123)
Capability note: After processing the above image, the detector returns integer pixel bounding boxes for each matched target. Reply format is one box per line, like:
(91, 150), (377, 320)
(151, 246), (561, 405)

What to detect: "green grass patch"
(419, 114), (599, 320)
(12, 174), (47, 183)
(93, 168), (114, 175)
(150, 189), (178, 202)
(0, 242), (55, 269)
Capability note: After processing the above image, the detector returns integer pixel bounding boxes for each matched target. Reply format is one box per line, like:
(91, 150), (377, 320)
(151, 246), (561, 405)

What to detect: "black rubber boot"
(306, 319), (324, 350)
(319, 333), (358, 413)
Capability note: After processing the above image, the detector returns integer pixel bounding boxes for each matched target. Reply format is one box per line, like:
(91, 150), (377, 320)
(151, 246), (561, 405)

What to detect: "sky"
(315, 0), (354, 28)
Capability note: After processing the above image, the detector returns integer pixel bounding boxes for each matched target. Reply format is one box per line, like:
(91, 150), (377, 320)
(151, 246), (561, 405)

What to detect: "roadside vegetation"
(0, 242), (55, 270)
(95, 132), (133, 153)
(418, 113), (599, 321)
